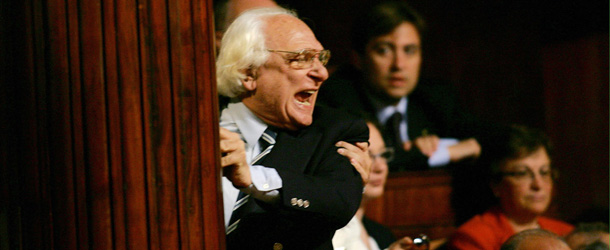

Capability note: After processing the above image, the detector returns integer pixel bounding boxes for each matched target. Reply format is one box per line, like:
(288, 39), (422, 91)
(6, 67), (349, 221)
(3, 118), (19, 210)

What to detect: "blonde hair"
(216, 7), (296, 97)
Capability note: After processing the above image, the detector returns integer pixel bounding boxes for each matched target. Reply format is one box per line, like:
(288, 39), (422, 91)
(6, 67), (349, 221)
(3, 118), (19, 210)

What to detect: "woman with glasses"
(333, 122), (428, 250)
(448, 125), (574, 250)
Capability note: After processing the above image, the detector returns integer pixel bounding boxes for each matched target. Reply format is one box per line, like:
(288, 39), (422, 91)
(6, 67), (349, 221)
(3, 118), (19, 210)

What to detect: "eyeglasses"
(499, 168), (557, 183)
(369, 147), (394, 163)
(267, 49), (331, 69)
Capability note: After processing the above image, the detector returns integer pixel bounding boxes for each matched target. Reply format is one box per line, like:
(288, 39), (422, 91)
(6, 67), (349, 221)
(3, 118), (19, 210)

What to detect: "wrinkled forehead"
(263, 15), (321, 49)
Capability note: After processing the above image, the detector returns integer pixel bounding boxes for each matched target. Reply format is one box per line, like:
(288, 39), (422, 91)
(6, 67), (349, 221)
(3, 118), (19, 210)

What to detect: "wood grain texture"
(1, 0), (224, 249)
(366, 169), (456, 241)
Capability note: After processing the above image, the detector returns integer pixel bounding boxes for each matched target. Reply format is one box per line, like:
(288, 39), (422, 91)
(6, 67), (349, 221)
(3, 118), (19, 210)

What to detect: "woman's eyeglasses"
(369, 147), (394, 163)
(499, 168), (558, 183)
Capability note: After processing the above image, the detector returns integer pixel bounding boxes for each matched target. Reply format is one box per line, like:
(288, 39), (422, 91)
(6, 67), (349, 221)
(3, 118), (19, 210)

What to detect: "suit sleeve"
(274, 115), (368, 230)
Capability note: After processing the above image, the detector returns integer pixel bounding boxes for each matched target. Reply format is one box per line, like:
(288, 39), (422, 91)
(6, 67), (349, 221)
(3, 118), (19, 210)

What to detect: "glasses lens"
(369, 147), (394, 162)
(268, 49), (331, 69)
(302, 50), (330, 68)
(500, 168), (557, 183)
(291, 51), (309, 69)
(303, 50), (317, 68)
(382, 147), (394, 162)
(318, 50), (330, 66)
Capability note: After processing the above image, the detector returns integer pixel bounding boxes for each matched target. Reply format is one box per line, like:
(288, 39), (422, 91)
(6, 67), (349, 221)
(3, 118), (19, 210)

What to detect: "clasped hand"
(404, 135), (481, 163)
(219, 128), (251, 188)
(336, 141), (371, 184)
(403, 135), (440, 157)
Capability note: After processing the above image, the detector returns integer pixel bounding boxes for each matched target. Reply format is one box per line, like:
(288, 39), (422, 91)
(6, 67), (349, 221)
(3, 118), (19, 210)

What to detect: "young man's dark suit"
(317, 65), (503, 172)
(225, 105), (368, 250)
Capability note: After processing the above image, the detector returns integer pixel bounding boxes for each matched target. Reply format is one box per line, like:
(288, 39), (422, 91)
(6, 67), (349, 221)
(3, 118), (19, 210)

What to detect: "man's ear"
(241, 68), (257, 91)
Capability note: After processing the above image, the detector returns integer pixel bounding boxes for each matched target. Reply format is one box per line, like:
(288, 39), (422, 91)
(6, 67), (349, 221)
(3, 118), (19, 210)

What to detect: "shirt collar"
(378, 96), (408, 124)
(222, 102), (267, 149)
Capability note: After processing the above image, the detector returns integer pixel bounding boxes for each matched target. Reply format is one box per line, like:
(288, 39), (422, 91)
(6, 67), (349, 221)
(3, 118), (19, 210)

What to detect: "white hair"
(216, 7), (297, 97)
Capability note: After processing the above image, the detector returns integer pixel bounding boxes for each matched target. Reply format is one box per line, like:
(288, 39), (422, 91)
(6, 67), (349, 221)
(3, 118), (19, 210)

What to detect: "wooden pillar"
(0, 0), (224, 249)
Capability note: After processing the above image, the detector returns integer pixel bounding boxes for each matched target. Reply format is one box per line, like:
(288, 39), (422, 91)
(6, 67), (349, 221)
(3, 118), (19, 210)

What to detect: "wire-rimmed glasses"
(267, 49), (331, 69)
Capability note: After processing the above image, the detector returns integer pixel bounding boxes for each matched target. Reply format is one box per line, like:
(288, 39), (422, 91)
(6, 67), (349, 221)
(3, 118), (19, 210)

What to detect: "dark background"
(277, 0), (609, 224)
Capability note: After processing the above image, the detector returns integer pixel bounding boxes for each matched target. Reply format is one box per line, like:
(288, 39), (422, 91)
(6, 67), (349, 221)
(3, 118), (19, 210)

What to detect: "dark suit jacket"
(226, 105), (368, 250)
(317, 65), (506, 171)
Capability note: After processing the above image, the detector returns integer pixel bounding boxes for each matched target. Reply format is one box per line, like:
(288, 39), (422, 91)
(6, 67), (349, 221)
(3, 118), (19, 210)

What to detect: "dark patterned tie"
(226, 128), (277, 235)
(385, 112), (403, 149)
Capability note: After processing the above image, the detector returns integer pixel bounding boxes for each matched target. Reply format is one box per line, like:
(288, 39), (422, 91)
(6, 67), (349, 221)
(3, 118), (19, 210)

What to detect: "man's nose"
(391, 51), (407, 70)
(308, 59), (329, 84)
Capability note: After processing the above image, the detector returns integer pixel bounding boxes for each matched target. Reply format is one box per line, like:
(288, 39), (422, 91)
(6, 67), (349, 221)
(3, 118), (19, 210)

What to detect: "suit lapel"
(259, 126), (322, 173)
(407, 97), (429, 139)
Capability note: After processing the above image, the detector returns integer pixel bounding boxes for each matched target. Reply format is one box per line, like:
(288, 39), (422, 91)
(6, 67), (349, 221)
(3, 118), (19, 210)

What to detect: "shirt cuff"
(428, 138), (459, 167)
(240, 164), (282, 203)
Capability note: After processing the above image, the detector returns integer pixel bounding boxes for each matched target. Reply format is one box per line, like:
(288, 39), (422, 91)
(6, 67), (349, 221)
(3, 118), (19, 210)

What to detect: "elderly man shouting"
(217, 7), (369, 250)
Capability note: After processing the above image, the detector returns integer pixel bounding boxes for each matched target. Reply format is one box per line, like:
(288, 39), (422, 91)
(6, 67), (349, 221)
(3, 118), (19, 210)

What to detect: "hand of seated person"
(410, 135), (440, 157)
(219, 127), (251, 188)
(407, 136), (482, 167)
(447, 138), (481, 162)
(387, 236), (425, 250)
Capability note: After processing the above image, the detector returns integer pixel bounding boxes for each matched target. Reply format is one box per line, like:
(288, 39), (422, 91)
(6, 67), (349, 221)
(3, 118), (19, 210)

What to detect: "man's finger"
(219, 137), (244, 153)
(219, 127), (241, 140)
(354, 141), (369, 151)
(220, 152), (237, 168)
(335, 141), (358, 151)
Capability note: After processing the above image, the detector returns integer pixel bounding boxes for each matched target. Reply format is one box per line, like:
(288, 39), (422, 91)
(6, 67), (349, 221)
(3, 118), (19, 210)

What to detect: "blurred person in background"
(448, 125), (573, 250)
(333, 121), (429, 250)
(317, 0), (506, 172)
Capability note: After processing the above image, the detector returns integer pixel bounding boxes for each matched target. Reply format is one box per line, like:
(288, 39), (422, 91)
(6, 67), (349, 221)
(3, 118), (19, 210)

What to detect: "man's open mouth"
(295, 90), (315, 106)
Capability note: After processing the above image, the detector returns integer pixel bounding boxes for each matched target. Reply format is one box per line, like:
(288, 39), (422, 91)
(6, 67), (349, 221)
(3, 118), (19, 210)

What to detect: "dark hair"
(351, 1), (426, 55)
(487, 124), (553, 182)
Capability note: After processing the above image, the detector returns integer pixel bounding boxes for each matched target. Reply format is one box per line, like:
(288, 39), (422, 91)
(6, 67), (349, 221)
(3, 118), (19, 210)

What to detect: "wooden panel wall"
(542, 34), (609, 222)
(0, 0), (224, 249)
(366, 170), (456, 240)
